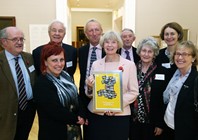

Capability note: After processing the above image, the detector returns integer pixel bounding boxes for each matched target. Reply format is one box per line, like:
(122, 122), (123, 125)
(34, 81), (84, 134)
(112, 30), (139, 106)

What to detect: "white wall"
(0, 0), (56, 52)
(135, 0), (198, 46)
(71, 11), (112, 42)
(1, 0), (198, 52)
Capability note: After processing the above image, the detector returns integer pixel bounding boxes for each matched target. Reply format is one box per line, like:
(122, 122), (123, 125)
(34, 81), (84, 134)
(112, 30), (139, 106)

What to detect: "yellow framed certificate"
(93, 70), (123, 112)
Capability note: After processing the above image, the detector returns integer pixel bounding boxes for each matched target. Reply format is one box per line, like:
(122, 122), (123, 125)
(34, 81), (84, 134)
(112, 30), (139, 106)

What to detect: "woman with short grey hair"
(130, 37), (163, 140)
(136, 37), (159, 59)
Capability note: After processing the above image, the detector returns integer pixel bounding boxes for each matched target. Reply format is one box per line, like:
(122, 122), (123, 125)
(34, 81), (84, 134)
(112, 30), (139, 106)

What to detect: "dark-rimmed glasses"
(174, 52), (192, 57)
(5, 37), (25, 43)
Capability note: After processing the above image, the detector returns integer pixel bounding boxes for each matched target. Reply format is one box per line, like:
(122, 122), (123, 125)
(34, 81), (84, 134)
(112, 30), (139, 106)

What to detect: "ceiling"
(68, 0), (123, 10)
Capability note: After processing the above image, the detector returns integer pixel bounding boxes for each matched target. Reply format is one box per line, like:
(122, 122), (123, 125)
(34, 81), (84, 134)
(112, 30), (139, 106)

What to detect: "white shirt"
(86, 44), (102, 78)
(5, 50), (33, 100)
(121, 47), (134, 62)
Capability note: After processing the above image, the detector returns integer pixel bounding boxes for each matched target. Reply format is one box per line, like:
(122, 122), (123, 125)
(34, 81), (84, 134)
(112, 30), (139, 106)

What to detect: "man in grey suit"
(32, 20), (77, 78)
(0, 27), (36, 140)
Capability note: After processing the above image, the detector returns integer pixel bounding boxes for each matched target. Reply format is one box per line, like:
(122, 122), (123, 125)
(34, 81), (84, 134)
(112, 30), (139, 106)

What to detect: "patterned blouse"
(132, 60), (157, 123)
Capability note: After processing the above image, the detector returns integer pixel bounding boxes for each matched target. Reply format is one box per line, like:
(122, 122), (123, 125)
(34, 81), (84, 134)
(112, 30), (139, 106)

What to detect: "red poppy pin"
(26, 60), (30, 65)
(118, 66), (124, 72)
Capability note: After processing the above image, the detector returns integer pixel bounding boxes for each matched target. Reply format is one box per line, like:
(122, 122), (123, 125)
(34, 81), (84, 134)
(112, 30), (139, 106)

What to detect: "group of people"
(0, 18), (197, 140)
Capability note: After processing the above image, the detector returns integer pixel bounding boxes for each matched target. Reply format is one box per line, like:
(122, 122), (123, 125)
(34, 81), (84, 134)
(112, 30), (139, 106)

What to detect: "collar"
(122, 47), (132, 53)
(89, 44), (102, 50)
(5, 50), (22, 61)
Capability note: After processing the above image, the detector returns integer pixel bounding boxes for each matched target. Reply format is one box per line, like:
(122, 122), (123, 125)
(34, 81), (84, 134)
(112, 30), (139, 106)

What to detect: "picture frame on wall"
(0, 16), (16, 30)
(0, 16), (16, 51)
(76, 26), (85, 42)
(76, 26), (88, 48)
(183, 29), (189, 41)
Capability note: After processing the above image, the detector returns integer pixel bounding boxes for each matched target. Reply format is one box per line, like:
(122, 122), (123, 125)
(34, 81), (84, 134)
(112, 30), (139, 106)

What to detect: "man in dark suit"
(78, 19), (105, 139)
(118, 28), (140, 140)
(118, 28), (140, 63)
(32, 20), (77, 78)
(0, 27), (36, 140)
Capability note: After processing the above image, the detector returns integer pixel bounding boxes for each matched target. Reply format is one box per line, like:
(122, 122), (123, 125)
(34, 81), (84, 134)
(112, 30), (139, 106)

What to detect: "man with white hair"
(32, 20), (77, 78)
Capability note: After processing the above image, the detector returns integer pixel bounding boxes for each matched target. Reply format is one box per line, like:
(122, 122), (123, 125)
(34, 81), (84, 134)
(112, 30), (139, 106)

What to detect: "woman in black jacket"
(162, 41), (198, 140)
(33, 42), (86, 140)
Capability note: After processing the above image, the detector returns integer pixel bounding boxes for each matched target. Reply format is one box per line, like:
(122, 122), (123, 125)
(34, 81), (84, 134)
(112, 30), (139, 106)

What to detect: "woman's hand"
(154, 127), (163, 136)
(104, 111), (115, 116)
(86, 75), (95, 88)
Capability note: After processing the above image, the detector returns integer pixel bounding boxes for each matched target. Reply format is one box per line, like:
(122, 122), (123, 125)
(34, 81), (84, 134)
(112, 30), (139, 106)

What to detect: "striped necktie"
(15, 57), (27, 110)
(125, 50), (131, 60)
(89, 47), (97, 75)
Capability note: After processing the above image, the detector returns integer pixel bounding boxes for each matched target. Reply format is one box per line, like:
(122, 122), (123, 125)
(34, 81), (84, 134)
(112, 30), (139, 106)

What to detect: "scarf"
(133, 61), (157, 123)
(163, 69), (190, 104)
(46, 71), (79, 112)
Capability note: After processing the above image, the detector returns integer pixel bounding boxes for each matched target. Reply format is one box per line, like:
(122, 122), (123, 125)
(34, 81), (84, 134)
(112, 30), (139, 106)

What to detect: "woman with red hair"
(33, 42), (86, 140)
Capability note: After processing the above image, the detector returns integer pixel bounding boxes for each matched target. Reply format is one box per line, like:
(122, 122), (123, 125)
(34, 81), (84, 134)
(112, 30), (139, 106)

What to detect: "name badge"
(155, 74), (165, 80)
(29, 65), (35, 73)
(67, 61), (73, 68)
(162, 63), (171, 69)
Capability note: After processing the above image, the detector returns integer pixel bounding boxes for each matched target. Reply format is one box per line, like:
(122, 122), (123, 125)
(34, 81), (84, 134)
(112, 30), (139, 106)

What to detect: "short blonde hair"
(99, 30), (123, 49)
(172, 40), (198, 66)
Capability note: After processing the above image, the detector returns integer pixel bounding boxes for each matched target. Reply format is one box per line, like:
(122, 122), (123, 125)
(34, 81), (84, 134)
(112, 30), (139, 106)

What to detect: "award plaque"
(93, 70), (123, 112)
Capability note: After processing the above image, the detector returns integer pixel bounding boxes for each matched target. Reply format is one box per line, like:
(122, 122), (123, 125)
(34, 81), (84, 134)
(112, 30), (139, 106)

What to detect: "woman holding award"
(85, 30), (139, 140)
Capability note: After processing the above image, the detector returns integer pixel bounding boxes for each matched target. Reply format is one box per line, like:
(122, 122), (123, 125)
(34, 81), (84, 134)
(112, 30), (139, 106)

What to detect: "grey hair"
(84, 18), (102, 32)
(0, 27), (8, 39)
(48, 20), (66, 33)
(100, 30), (123, 49)
(121, 28), (135, 36)
(136, 37), (159, 57)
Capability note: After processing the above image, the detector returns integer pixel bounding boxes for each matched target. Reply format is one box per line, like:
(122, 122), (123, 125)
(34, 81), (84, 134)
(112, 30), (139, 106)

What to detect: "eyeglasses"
(5, 37), (25, 43)
(174, 52), (192, 57)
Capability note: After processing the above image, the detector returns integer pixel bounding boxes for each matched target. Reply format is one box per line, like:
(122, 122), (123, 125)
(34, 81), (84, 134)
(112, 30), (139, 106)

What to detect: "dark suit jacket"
(149, 66), (171, 129)
(32, 43), (77, 78)
(0, 51), (36, 140)
(173, 66), (198, 140)
(78, 44), (105, 108)
(151, 66), (198, 140)
(156, 48), (177, 73)
(33, 74), (84, 140)
(117, 46), (140, 64)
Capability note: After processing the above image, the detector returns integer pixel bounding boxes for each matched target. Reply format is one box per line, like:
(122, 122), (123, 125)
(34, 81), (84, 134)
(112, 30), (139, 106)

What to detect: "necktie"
(15, 57), (27, 110)
(89, 47), (97, 75)
(125, 50), (131, 60)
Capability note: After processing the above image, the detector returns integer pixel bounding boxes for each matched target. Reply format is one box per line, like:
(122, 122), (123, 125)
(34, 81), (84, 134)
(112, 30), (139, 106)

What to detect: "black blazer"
(33, 74), (84, 140)
(156, 48), (177, 69)
(32, 43), (77, 78)
(149, 66), (172, 129)
(117, 46), (140, 64)
(173, 66), (198, 140)
(151, 66), (198, 140)
(78, 44), (106, 107)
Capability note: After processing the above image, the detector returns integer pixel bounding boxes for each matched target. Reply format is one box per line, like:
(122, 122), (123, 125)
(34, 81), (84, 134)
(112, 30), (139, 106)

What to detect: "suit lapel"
(0, 51), (17, 92)
(176, 68), (197, 108)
